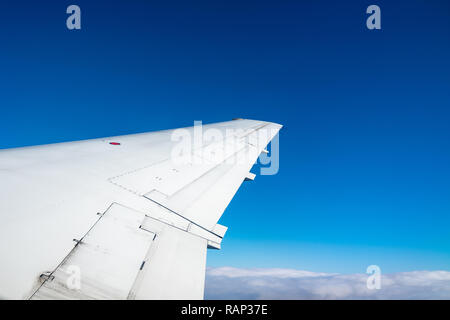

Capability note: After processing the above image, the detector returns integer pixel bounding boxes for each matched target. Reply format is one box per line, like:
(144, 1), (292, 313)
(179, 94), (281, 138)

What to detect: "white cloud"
(205, 267), (450, 299)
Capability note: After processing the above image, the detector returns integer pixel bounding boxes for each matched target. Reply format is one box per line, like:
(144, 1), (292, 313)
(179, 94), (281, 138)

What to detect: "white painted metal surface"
(0, 119), (282, 299)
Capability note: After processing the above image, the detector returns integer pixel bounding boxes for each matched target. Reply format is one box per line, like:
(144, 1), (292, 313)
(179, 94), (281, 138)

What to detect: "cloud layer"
(205, 267), (450, 299)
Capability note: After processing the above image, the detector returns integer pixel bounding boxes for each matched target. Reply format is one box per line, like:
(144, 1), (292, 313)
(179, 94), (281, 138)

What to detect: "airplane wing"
(0, 119), (282, 299)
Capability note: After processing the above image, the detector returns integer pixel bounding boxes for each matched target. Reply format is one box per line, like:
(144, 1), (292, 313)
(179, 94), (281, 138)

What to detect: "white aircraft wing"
(0, 119), (282, 299)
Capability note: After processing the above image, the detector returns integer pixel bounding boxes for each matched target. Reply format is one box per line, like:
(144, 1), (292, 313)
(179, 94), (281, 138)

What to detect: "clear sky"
(0, 1), (449, 274)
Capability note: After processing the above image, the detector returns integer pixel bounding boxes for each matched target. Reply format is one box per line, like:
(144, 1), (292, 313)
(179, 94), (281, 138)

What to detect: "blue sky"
(0, 1), (449, 274)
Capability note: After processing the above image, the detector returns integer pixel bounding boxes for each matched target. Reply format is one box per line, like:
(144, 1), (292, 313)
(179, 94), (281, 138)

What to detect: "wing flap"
(30, 203), (154, 299)
(30, 203), (207, 300)
(133, 217), (207, 299)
